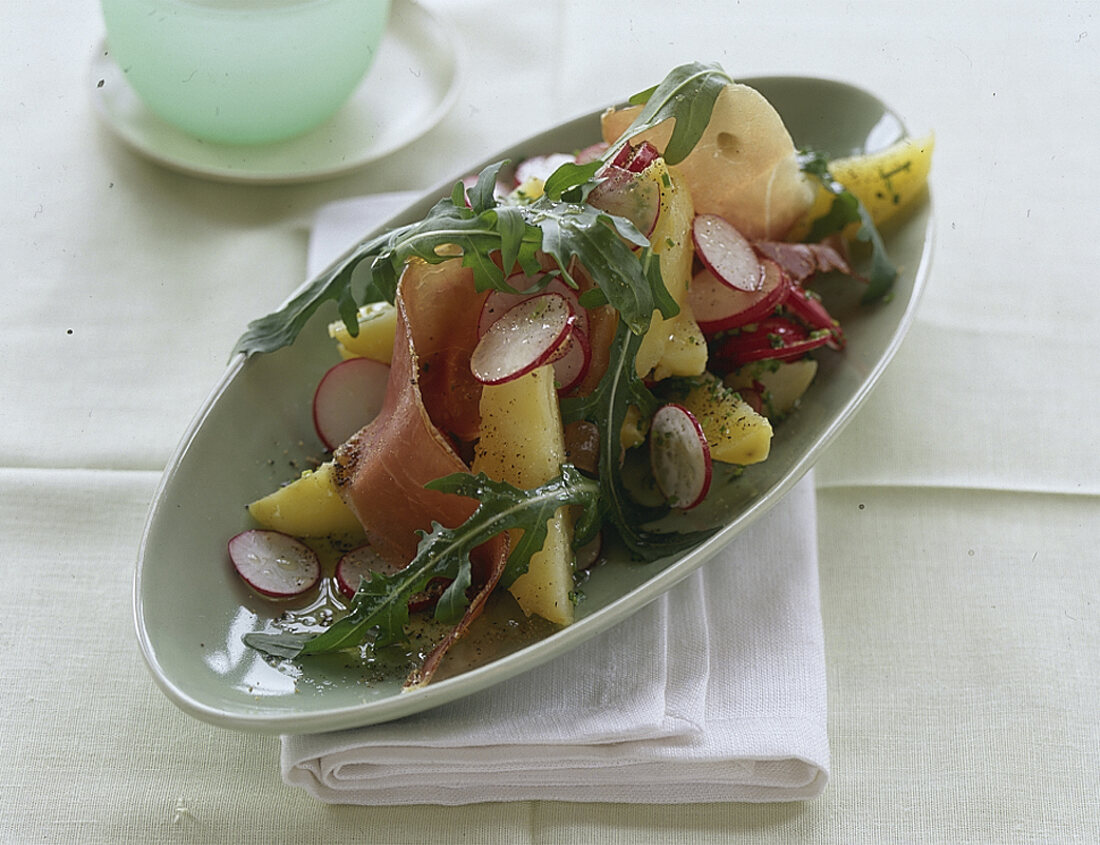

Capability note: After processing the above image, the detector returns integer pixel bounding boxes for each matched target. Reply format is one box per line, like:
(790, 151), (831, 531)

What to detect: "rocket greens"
(245, 466), (602, 659)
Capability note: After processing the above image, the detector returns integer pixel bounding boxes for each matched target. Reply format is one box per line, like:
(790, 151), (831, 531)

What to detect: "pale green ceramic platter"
(135, 75), (934, 733)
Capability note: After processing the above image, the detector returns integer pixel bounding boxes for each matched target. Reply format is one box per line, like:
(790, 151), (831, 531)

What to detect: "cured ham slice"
(333, 260), (484, 561)
(409, 266), (486, 445)
(332, 259), (507, 686)
(753, 239), (852, 284)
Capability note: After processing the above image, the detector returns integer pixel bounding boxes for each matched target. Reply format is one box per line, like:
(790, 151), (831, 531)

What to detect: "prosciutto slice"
(332, 259), (507, 686)
(753, 239), (853, 284)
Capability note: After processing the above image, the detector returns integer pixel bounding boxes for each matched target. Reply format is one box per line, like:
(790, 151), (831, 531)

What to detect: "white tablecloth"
(1, 0), (1096, 842)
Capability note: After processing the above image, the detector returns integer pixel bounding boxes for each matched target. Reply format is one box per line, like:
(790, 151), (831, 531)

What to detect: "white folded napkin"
(281, 195), (829, 805)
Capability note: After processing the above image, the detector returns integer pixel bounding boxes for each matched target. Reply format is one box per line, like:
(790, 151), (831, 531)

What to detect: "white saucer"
(91, 0), (463, 184)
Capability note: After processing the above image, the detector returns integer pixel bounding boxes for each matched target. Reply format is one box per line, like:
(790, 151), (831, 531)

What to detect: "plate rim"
(134, 73), (935, 733)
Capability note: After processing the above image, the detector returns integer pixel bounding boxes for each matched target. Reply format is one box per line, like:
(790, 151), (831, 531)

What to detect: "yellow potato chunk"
(620, 404), (648, 450)
(793, 133), (935, 240)
(831, 133), (934, 228)
(646, 301), (708, 383)
(472, 366), (575, 625)
(603, 82), (815, 240)
(512, 177), (546, 202)
(247, 461), (363, 539)
(634, 161), (708, 381)
(678, 374), (772, 465)
(725, 358), (818, 420)
(328, 301), (397, 363)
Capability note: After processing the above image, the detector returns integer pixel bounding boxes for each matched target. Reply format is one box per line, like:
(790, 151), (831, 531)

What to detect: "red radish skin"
(477, 276), (588, 338)
(552, 327), (591, 395)
(783, 284), (845, 349)
(228, 529), (320, 599)
(610, 142), (636, 170)
(574, 142), (608, 164)
(610, 140), (661, 173)
(690, 258), (790, 335)
(692, 214), (762, 292)
(712, 316), (831, 368)
(649, 404), (713, 510)
(470, 292), (576, 386)
(476, 278), (591, 394)
(334, 543), (402, 598)
(312, 357), (391, 451)
(335, 545), (450, 612)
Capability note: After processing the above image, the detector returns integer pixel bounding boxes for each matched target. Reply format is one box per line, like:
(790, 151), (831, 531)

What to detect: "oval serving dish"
(135, 75), (933, 734)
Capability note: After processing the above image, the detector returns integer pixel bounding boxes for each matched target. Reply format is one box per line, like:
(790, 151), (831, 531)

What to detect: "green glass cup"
(101, 0), (392, 145)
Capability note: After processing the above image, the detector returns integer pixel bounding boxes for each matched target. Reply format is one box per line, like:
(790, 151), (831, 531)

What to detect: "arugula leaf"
(244, 467), (600, 659)
(232, 170), (675, 357)
(229, 256), (362, 361)
(428, 468), (601, 588)
(561, 321), (718, 561)
(231, 192), (525, 357)
(466, 160), (506, 213)
(529, 196), (677, 333)
(797, 149), (898, 303)
(606, 61), (733, 166)
(231, 62), (739, 358)
(541, 160), (602, 202)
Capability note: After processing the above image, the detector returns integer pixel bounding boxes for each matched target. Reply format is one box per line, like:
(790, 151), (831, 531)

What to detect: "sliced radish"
(541, 279), (588, 338)
(228, 529), (320, 599)
(406, 578), (453, 613)
(712, 316), (831, 369)
(514, 152), (576, 186)
(334, 543), (402, 598)
(477, 277), (590, 394)
(552, 327), (591, 395)
(470, 292), (576, 385)
(574, 141), (608, 164)
(609, 142), (637, 170)
(649, 404), (712, 510)
(588, 166), (661, 237)
(312, 357), (391, 451)
(693, 214), (762, 292)
(783, 284), (845, 350)
(610, 140), (661, 173)
(690, 258), (790, 335)
(477, 275), (587, 338)
(335, 545), (449, 611)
